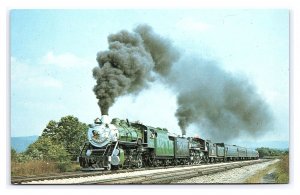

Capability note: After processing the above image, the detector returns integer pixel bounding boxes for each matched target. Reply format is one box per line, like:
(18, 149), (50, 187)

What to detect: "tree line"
(256, 147), (288, 158)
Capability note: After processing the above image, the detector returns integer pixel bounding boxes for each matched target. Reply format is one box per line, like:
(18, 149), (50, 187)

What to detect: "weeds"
(245, 162), (277, 183)
(245, 155), (289, 184)
(11, 160), (59, 176)
(11, 160), (79, 177)
(274, 155), (289, 183)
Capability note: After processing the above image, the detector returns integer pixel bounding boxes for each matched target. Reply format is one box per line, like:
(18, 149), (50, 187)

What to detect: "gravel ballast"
(175, 159), (279, 184)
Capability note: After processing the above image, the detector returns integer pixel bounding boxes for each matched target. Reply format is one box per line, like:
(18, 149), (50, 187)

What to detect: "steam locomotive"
(78, 115), (259, 170)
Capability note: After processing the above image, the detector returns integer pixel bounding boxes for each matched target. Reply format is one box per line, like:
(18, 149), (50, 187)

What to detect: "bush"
(56, 162), (72, 172)
(26, 136), (71, 162)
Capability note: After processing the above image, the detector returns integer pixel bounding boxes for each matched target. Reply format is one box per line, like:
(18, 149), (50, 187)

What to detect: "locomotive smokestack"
(101, 115), (111, 124)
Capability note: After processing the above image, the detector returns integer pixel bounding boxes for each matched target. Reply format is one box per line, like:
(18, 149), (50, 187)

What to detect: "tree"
(42, 120), (57, 137)
(41, 115), (88, 159)
(11, 148), (17, 162)
(26, 136), (70, 162)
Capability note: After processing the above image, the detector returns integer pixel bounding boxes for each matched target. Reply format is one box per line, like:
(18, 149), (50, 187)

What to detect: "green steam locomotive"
(78, 115), (259, 170)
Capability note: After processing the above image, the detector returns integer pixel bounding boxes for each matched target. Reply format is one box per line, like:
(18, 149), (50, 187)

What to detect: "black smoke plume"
(171, 57), (273, 140)
(93, 25), (273, 141)
(93, 25), (179, 115)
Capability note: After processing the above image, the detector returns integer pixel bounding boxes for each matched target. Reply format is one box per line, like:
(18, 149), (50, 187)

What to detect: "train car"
(206, 140), (218, 163)
(246, 148), (259, 160)
(237, 146), (247, 160)
(224, 144), (239, 161)
(173, 136), (190, 165)
(150, 127), (174, 166)
(215, 143), (226, 162)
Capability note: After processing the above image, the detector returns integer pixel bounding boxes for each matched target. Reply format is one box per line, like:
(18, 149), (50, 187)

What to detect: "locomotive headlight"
(86, 149), (92, 157)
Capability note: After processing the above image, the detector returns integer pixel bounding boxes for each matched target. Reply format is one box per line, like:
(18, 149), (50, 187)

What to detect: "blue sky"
(10, 10), (289, 144)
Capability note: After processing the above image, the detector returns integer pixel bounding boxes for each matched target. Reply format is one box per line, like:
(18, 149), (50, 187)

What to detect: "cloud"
(11, 51), (96, 91)
(176, 18), (211, 32)
(21, 100), (65, 111)
(41, 51), (88, 68)
(27, 76), (63, 89)
(11, 53), (97, 137)
(11, 57), (63, 90)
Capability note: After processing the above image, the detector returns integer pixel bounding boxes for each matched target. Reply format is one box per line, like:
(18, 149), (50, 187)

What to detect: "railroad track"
(11, 165), (177, 184)
(12, 159), (270, 184)
(11, 171), (98, 184)
(82, 159), (271, 184)
(11, 169), (139, 184)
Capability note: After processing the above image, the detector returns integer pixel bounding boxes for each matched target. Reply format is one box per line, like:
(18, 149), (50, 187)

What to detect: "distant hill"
(233, 140), (289, 150)
(256, 140), (289, 150)
(11, 135), (39, 153)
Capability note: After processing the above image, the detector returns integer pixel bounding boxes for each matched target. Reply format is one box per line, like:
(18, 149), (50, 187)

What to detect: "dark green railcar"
(154, 128), (174, 157)
(174, 137), (189, 158)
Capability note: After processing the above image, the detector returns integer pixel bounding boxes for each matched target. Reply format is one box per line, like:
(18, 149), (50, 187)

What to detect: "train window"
(150, 129), (157, 139)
